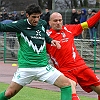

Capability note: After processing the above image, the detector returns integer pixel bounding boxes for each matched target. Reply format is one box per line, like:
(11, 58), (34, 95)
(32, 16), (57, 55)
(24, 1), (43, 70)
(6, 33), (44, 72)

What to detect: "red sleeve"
(87, 10), (100, 28)
(65, 24), (83, 37)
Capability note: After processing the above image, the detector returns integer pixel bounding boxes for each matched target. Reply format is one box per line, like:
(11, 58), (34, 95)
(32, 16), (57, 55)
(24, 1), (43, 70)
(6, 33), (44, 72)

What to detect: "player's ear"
(49, 20), (51, 26)
(26, 13), (29, 18)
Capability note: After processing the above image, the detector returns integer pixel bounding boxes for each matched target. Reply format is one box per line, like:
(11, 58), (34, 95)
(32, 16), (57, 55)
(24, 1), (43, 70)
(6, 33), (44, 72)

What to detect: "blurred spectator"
(87, 9), (92, 20)
(80, 8), (87, 23)
(41, 8), (50, 30)
(75, 9), (81, 24)
(70, 9), (77, 24)
(87, 9), (92, 39)
(74, 9), (81, 39)
(1, 16), (16, 57)
(2, 10), (8, 20)
(11, 11), (19, 21)
(8, 12), (13, 20)
(40, 12), (45, 19)
(0, 12), (3, 22)
(89, 10), (99, 47)
(80, 8), (87, 39)
(19, 11), (26, 19)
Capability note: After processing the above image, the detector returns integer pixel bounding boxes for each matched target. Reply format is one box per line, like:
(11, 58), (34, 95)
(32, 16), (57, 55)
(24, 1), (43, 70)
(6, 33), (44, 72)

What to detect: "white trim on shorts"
(12, 64), (63, 86)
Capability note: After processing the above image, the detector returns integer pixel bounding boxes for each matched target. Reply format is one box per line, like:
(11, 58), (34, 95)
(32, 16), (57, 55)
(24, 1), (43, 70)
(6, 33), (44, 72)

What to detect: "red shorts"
(62, 65), (100, 93)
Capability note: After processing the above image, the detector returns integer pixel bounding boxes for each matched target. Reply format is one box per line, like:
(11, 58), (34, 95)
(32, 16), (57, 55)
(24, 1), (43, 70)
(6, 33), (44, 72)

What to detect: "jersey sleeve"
(73, 10), (100, 36)
(86, 10), (100, 28)
(45, 33), (52, 44)
(40, 19), (53, 44)
(0, 21), (21, 32)
(65, 24), (83, 37)
(81, 10), (100, 30)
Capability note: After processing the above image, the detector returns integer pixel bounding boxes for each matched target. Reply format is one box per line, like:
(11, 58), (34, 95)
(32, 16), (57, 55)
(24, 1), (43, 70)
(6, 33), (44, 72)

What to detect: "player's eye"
(32, 16), (40, 18)
(53, 19), (62, 22)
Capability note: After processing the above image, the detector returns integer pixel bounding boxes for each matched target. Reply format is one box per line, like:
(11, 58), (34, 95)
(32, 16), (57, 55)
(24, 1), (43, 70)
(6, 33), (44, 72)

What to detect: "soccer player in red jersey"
(46, 11), (100, 100)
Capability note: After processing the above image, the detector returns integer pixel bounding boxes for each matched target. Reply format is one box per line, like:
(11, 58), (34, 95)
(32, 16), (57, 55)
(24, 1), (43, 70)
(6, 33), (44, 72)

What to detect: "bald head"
(50, 12), (62, 20)
(72, 9), (76, 13)
(49, 12), (63, 31)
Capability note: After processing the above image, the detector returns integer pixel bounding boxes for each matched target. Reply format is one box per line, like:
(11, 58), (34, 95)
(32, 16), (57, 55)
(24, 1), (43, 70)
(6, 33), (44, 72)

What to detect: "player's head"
(25, 3), (42, 26)
(49, 12), (63, 31)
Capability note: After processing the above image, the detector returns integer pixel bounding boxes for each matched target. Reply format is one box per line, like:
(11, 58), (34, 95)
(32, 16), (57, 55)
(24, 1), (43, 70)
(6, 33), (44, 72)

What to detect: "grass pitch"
(0, 82), (97, 100)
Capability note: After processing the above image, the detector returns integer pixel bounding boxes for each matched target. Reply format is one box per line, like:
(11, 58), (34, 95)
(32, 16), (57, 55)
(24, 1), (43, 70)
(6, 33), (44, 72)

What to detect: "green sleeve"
(0, 20), (21, 32)
(40, 19), (52, 44)
(45, 32), (52, 44)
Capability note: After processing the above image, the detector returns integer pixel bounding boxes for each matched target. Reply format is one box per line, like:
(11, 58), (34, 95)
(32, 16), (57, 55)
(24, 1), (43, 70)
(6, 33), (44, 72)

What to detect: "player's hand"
(51, 40), (61, 49)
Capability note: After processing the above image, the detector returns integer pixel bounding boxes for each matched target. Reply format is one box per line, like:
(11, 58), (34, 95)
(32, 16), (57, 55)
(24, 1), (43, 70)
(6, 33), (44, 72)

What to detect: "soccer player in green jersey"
(0, 3), (72, 100)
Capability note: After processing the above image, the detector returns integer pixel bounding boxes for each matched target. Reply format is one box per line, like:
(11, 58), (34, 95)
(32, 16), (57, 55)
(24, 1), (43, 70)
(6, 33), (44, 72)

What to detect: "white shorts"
(12, 64), (63, 86)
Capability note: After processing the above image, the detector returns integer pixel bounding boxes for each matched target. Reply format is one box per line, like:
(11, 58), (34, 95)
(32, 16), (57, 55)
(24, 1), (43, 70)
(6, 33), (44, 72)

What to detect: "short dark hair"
(92, 9), (96, 13)
(45, 7), (48, 9)
(25, 3), (42, 16)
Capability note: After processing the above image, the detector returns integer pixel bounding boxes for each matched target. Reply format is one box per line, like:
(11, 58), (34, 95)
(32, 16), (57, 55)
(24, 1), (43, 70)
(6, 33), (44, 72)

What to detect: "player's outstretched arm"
(87, 10), (100, 28)
(81, 10), (100, 30)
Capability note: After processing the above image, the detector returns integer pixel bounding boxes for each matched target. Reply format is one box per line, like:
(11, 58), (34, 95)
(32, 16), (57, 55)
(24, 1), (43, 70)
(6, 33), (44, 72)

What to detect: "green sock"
(0, 91), (8, 100)
(60, 86), (72, 100)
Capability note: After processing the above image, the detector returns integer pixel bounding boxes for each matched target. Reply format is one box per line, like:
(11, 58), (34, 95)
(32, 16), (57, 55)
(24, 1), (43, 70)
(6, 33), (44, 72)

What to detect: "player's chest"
(51, 31), (72, 43)
(22, 27), (46, 40)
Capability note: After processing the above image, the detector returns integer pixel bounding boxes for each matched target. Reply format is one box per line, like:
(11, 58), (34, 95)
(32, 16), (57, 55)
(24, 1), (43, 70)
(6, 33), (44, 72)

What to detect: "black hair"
(25, 3), (42, 16)
(92, 9), (97, 13)
(45, 7), (48, 9)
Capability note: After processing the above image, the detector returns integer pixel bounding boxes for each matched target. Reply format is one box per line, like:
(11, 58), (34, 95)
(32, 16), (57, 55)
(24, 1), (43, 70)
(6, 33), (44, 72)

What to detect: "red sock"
(72, 93), (80, 100)
(98, 95), (100, 100)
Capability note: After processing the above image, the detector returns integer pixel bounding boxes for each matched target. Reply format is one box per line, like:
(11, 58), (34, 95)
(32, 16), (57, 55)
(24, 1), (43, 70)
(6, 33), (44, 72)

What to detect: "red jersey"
(46, 11), (100, 92)
(46, 24), (86, 71)
(46, 10), (100, 72)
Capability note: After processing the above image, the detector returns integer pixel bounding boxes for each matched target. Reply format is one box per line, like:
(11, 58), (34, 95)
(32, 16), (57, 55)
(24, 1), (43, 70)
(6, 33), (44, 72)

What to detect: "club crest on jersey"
(60, 32), (69, 42)
(61, 32), (66, 38)
(36, 30), (41, 36)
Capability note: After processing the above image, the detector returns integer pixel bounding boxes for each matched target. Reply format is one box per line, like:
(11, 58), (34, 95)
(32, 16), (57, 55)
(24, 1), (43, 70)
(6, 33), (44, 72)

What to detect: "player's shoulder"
(39, 19), (47, 25)
(46, 29), (52, 36)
